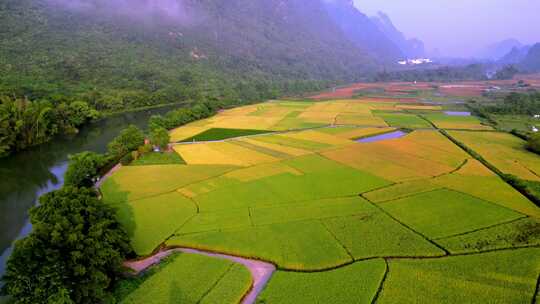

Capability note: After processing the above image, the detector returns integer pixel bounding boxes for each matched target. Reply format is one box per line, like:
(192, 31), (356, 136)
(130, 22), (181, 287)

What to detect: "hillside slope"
(518, 43), (540, 72)
(323, 0), (403, 61)
(370, 12), (425, 58)
(0, 0), (379, 111)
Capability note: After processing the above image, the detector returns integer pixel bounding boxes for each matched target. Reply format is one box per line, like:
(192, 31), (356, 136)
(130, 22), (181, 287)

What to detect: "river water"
(0, 105), (183, 278)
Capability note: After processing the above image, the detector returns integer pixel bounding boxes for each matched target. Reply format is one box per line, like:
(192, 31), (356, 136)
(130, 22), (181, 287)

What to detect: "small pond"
(357, 130), (408, 143)
(444, 111), (471, 116)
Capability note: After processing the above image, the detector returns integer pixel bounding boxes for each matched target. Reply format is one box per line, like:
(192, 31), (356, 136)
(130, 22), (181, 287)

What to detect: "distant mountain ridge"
(478, 38), (523, 60)
(370, 12), (426, 58)
(322, 0), (405, 61)
(499, 45), (531, 65)
(518, 43), (540, 72)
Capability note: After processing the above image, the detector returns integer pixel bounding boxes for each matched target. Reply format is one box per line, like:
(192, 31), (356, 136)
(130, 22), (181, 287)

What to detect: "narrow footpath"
(124, 248), (276, 304)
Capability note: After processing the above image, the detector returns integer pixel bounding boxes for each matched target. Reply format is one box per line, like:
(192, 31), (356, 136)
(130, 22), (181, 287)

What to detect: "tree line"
(473, 91), (540, 116)
(0, 96), (99, 157)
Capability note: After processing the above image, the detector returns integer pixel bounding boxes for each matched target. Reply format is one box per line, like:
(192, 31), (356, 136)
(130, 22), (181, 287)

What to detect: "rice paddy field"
(102, 84), (540, 303)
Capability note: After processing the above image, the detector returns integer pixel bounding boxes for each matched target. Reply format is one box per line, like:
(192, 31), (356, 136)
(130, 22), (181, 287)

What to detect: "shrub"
(120, 153), (134, 166)
(527, 133), (540, 154)
(131, 150), (140, 161)
(138, 143), (153, 155)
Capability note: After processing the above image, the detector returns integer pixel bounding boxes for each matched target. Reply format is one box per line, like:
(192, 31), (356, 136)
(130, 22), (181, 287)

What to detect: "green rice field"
(102, 96), (540, 303)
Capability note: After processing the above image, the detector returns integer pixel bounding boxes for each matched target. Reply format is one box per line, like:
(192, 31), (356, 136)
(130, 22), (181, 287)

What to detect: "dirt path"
(95, 163), (122, 188)
(124, 248), (276, 304)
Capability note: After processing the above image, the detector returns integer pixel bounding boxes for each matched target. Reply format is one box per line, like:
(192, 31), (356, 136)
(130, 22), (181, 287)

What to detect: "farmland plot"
(256, 259), (386, 304)
(99, 97), (540, 303)
(377, 248), (540, 304)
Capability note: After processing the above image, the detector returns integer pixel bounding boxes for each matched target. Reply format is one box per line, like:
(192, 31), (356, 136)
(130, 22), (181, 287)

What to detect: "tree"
(150, 127), (170, 150)
(107, 125), (145, 159)
(64, 152), (106, 188)
(67, 101), (100, 126)
(528, 133), (540, 154)
(1, 187), (132, 304)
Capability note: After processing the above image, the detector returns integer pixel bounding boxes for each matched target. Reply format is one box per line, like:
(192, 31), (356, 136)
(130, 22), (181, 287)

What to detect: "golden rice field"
(104, 97), (540, 304)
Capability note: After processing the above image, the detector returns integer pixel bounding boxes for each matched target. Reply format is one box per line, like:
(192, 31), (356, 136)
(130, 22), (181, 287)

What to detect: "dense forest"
(0, 96), (99, 156)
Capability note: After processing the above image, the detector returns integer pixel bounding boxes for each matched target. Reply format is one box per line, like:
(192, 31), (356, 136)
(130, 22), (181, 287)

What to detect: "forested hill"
(0, 0), (385, 111)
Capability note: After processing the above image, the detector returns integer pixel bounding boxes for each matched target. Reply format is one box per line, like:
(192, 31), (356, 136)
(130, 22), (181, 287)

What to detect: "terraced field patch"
(112, 192), (197, 255)
(334, 114), (388, 126)
(192, 155), (390, 212)
(377, 248), (540, 304)
(322, 212), (446, 259)
(375, 112), (432, 128)
(436, 217), (540, 253)
(323, 130), (467, 182)
(100, 164), (237, 203)
(131, 152), (185, 166)
(448, 130), (540, 181)
(423, 113), (492, 130)
(379, 189), (523, 239)
(180, 128), (272, 142)
(167, 220), (353, 270)
(256, 259), (386, 304)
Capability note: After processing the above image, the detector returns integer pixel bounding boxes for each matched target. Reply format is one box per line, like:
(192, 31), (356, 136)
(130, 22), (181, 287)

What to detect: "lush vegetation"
(107, 125), (146, 160)
(473, 92), (540, 116)
(504, 175), (540, 207)
(1, 187), (132, 303)
(64, 152), (107, 188)
(528, 133), (540, 154)
(181, 128), (272, 142)
(148, 103), (218, 131)
(0, 96), (98, 157)
(149, 128), (170, 150)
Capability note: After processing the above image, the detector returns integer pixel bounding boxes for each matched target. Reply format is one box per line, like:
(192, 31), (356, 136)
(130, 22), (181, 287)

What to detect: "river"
(0, 105), (184, 278)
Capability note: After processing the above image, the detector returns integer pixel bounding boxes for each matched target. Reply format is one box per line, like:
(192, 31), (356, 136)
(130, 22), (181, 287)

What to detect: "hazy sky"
(354, 0), (540, 57)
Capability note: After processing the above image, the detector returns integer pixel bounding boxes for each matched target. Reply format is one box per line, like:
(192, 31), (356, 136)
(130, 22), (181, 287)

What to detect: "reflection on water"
(444, 111), (471, 116)
(0, 105), (185, 278)
(356, 130), (408, 143)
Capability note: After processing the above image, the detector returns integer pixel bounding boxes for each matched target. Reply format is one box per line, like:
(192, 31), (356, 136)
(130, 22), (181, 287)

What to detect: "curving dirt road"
(124, 247), (276, 304)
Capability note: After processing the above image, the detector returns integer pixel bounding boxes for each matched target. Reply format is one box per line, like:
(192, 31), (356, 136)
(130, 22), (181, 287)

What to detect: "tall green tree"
(107, 125), (145, 159)
(64, 152), (106, 188)
(1, 187), (132, 304)
(150, 127), (170, 150)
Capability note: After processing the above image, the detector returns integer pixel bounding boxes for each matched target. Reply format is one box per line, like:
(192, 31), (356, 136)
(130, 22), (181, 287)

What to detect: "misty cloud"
(46, 0), (196, 25)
